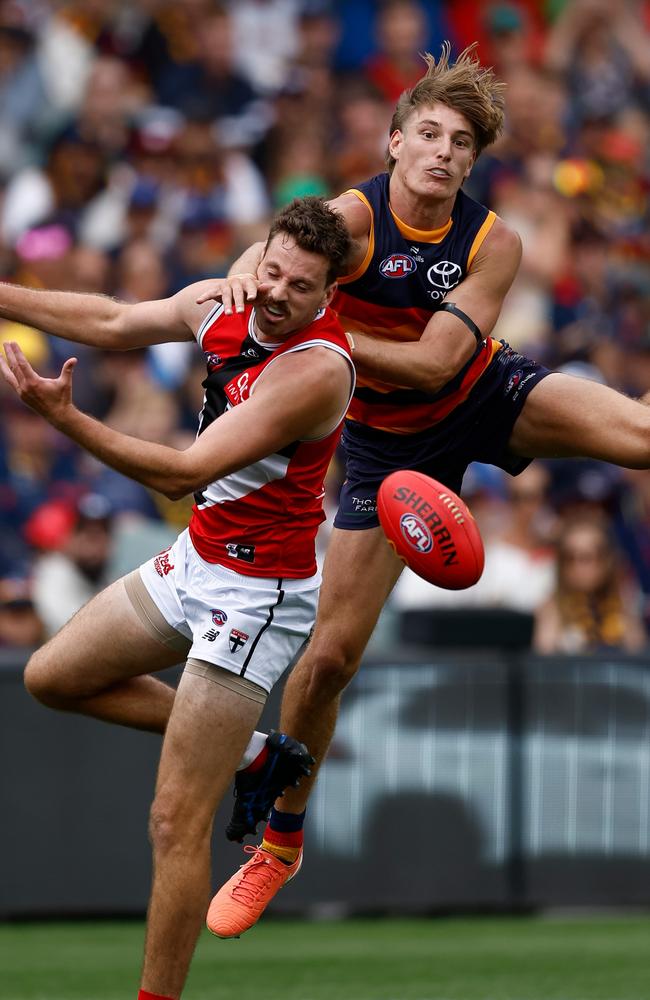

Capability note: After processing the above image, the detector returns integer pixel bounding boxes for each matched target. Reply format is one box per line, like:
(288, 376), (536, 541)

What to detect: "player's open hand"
(195, 274), (270, 315)
(0, 341), (77, 427)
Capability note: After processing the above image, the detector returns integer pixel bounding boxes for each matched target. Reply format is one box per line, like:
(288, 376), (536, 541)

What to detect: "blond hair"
(387, 42), (506, 172)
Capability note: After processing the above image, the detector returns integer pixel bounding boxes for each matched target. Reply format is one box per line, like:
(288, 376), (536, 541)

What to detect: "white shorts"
(136, 529), (320, 693)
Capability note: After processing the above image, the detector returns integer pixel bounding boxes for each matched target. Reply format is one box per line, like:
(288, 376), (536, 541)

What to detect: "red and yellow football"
(377, 470), (484, 589)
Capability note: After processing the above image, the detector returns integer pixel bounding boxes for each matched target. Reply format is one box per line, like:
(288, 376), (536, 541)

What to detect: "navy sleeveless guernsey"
(333, 172), (503, 434)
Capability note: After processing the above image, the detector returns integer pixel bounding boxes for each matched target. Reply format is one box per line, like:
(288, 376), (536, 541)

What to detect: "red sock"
(246, 745), (269, 772)
(138, 991), (175, 1000)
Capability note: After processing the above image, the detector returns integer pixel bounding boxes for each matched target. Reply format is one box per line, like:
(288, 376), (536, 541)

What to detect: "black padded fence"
(1, 646), (649, 918)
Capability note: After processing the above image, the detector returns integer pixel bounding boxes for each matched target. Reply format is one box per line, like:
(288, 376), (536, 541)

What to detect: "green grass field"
(1, 916), (648, 1000)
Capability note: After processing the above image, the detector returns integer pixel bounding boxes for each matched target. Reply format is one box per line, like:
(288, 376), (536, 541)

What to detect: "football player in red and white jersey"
(0, 198), (354, 1000)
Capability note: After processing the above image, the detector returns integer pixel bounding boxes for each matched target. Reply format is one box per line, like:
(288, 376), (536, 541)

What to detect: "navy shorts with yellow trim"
(334, 343), (551, 531)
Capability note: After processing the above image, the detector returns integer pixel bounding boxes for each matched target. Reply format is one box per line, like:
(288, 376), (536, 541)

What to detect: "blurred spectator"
(73, 54), (150, 161)
(165, 116), (270, 284)
(614, 468), (650, 630)
(0, 0), (50, 176)
(33, 1), (96, 115)
(330, 81), (390, 192)
(29, 492), (115, 638)
(0, 574), (43, 648)
(544, 0), (650, 130)
(468, 463), (557, 612)
(1, 127), (110, 246)
(134, 0), (217, 107)
(533, 513), (647, 654)
(0, 392), (82, 571)
(228, 0), (300, 94)
(364, 0), (430, 103)
(269, 124), (329, 206)
(489, 156), (572, 352)
(448, 1), (546, 74)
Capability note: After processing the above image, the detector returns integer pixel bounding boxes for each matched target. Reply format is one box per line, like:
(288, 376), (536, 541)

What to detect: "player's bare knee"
(23, 648), (71, 708)
(149, 795), (209, 855)
(305, 642), (361, 700)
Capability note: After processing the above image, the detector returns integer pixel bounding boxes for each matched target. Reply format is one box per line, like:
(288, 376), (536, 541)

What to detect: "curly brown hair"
(387, 42), (506, 172)
(266, 197), (352, 285)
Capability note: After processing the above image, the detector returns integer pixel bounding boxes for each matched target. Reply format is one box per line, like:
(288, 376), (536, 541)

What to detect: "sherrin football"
(377, 470), (484, 589)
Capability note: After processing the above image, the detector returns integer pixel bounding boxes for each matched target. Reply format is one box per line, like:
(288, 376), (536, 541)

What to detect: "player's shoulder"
(261, 343), (350, 400)
(474, 214), (522, 268)
(327, 190), (372, 240)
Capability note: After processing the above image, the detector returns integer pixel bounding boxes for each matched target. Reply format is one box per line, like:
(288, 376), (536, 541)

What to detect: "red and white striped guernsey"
(188, 302), (354, 578)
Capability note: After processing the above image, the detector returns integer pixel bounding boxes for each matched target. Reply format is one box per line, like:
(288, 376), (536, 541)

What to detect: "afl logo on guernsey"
(400, 513), (433, 553)
(379, 253), (417, 278)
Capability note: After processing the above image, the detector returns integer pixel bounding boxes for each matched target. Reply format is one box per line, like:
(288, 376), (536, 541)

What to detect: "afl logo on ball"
(400, 513), (433, 553)
(380, 253), (416, 278)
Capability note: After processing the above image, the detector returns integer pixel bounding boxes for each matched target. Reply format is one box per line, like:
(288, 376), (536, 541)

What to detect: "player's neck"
(388, 178), (456, 234)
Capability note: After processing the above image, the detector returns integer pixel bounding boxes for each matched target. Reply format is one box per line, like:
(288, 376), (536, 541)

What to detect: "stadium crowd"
(1, 0), (649, 655)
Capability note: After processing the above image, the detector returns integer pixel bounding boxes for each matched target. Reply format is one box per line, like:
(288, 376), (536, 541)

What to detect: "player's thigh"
(509, 372), (650, 467)
(151, 666), (263, 836)
(311, 525), (404, 659)
(28, 576), (185, 696)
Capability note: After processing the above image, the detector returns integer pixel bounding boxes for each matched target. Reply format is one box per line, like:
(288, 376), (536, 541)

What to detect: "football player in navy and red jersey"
(0, 198), (354, 1000)
(203, 44), (650, 937)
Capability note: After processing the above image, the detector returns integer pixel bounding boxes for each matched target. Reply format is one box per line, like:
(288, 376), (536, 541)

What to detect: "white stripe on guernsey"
(196, 452), (290, 509)
(196, 301), (225, 347)
(251, 339), (356, 440)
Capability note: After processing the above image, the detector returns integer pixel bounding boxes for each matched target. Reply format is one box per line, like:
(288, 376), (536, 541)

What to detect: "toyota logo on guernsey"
(427, 260), (462, 290)
(379, 253), (417, 278)
(400, 512), (433, 553)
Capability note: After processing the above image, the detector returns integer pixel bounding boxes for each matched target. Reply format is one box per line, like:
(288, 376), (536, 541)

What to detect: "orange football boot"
(207, 845), (303, 939)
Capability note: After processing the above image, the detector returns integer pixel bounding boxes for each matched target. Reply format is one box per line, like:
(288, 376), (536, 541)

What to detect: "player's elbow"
(419, 359), (462, 394)
(95, 299), (132, 349)
(161, 458), (207, 500)
(162, 483), (190, 502)
(162, 474), (197, 501)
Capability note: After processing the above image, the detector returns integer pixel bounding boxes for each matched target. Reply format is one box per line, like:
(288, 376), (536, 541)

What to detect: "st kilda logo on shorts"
(229, 628), (249, 653)
(393, 485), (460, 566)
(379, 253), (417, 278)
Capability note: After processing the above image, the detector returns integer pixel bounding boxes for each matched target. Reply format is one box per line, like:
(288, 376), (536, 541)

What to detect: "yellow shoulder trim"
(467, 210), (497, 269)
(338, 189), (374, 285)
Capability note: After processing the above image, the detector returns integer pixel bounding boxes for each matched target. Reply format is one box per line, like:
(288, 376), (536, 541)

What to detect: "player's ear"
(388, 129), (403, 162)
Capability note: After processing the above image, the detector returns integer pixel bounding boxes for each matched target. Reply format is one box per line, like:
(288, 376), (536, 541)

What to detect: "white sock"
(237, 730), (268, 770)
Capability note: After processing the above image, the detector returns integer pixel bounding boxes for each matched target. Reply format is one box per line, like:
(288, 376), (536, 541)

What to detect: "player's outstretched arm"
(0, 280), (209, 350)
(349, 219), (522, 393)
(1, 342), (351, 499)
